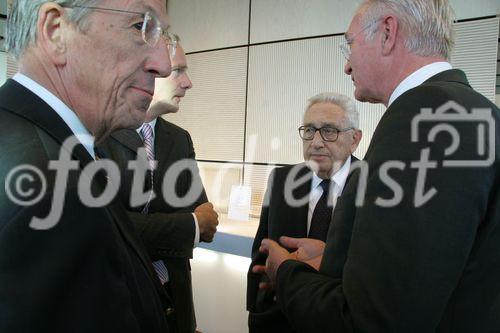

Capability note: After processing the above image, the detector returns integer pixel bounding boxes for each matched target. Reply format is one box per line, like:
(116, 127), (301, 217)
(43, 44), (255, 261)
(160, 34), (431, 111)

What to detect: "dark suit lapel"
(110, 128), (143, 154)
(287, 165), (311, 238)
(111, 118), (175, 178)
(154, 117), (175, 174)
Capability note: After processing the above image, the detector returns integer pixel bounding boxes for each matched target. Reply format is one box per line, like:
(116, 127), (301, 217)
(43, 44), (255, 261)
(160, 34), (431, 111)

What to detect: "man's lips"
(132, 87), (154, 97)
(310, 154), (329, 159)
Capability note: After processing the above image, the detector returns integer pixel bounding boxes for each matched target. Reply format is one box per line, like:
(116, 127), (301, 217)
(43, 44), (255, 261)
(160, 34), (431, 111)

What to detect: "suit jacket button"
(165, 307), (175, 316)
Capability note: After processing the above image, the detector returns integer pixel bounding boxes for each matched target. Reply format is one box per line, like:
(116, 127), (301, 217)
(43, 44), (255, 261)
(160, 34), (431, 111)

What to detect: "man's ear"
(36, 3), (68, 65)
(380, 15), (398, 56)
(351, 129), (363, 153)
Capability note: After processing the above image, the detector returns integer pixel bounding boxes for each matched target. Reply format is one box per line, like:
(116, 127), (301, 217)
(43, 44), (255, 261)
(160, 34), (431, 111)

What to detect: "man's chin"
(148, 100), (179, 116)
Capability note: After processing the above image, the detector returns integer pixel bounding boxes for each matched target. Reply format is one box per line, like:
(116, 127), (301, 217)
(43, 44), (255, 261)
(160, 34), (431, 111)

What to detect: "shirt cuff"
(192, 213), (200, 247)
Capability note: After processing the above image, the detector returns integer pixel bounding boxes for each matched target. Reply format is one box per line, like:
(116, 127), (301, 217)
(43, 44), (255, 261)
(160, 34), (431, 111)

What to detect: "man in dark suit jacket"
(258, 1), (500, 332)
(0, 1), (176, 332)
(98, 39), (218, 333)
(247, 92), (362, 332)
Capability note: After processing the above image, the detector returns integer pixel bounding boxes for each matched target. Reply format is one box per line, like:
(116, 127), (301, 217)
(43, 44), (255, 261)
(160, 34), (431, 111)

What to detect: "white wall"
(0, 52), (6, 85)
(451, 0), (500, 19)
(171, 0), (500, 53)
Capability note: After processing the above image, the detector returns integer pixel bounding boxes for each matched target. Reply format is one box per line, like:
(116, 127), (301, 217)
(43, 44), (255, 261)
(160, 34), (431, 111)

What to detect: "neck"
(382, 54), (447, 106)
(144, 111), (158, 123)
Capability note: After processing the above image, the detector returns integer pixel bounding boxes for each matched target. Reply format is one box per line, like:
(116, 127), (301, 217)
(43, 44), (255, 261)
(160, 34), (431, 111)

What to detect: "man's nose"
(344, 61), (352, 75)
(311, 130), (325, 147)
(145, 41), (172, 78)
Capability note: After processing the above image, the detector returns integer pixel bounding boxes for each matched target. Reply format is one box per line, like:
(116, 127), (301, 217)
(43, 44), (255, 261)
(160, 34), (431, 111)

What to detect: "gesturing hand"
(279, 236), (325, 271)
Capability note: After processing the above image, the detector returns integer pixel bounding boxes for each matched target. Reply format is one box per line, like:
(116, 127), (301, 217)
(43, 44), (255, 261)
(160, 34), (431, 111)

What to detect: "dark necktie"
(308, 179), (333, 242)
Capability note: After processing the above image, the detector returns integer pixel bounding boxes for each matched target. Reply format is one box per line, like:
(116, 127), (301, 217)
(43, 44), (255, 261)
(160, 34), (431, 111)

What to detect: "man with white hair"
(259, 0), (500, 332)
(247, 92), (362, 332)
(0, 1), (176, 331)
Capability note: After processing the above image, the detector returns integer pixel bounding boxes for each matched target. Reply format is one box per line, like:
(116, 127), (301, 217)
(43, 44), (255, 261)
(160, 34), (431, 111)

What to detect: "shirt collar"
(136, 118), (158, 138)
(12, 73), (96, 159)
(311, 155), (352, 192)
(388, 62), (452, 107)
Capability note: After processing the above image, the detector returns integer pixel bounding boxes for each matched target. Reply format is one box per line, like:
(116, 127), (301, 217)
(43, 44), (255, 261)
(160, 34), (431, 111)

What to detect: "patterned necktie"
(308, 179), (333, 242)
(140, 123), (169, 284)
(140, 123), (155, 214)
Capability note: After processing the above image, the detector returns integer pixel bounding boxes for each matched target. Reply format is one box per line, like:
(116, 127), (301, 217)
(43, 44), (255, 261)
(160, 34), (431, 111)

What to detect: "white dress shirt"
(307, 156), (352, 235)
(13, 73), (96, 159)
(388, 62), (453, 107)
(137, 120), (201, 247)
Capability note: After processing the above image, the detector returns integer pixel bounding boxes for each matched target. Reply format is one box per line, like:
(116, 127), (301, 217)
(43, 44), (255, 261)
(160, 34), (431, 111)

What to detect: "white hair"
(359, 0), (455, 60)
(7, 0), (101, 59)
(305, 92), (359, 129)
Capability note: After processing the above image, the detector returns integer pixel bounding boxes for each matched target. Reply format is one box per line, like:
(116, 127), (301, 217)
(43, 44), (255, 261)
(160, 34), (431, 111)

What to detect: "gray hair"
(305, 92), (359, 129)
(359, 0), (455, 60)
(7, 0), (101, 59)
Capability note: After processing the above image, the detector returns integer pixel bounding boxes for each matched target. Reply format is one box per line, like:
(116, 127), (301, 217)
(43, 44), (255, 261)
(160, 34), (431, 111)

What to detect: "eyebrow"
(303, 122), (337, 127)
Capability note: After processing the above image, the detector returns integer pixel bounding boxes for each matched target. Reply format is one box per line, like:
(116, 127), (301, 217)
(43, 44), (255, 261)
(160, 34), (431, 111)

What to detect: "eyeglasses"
(339, 18), (381, 61)
(298, 126), (354, 142)
(64, 5), (177, 57)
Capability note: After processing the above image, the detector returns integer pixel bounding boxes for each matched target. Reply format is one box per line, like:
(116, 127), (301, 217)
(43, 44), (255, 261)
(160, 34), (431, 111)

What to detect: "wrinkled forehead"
(304, 103), (347, 125)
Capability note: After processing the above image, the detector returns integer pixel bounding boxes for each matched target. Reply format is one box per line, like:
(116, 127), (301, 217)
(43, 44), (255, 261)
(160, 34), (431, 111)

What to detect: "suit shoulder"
(271, 163), (308, 180)
(404, 76), (497, 112)
(158, 117), (190, 136)
(0, 108), (51, 164)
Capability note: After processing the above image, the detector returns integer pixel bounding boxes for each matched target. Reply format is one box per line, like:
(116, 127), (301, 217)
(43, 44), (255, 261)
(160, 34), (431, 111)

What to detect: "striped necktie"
(139, 123), (169, 284)
(140, 123), (155, 214)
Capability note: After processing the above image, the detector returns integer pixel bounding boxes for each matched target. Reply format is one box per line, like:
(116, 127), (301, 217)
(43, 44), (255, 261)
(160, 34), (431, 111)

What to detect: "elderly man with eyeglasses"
(258, 1), (500, 332)
(247, 92), (362, 333)
(0, 1), (178, 332)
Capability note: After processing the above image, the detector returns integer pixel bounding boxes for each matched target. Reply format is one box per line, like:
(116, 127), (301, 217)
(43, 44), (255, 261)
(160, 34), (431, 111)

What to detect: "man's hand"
(280, 236), (325, 271)
(194, 202), (219, 242)
(252, 236), (325, 290)
(259, 238), (295, 285)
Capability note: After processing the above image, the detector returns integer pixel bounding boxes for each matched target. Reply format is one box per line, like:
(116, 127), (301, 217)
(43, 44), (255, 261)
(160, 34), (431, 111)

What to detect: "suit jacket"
(247, 159), (357, 333)
(275, 69), (500, 332)
(98, 117), (208, 333)
(0, 79), (173, 332)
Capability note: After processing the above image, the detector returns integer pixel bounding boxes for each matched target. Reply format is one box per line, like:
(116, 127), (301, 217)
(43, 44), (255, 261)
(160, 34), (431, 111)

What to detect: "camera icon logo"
(411, 101), (495, 167)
